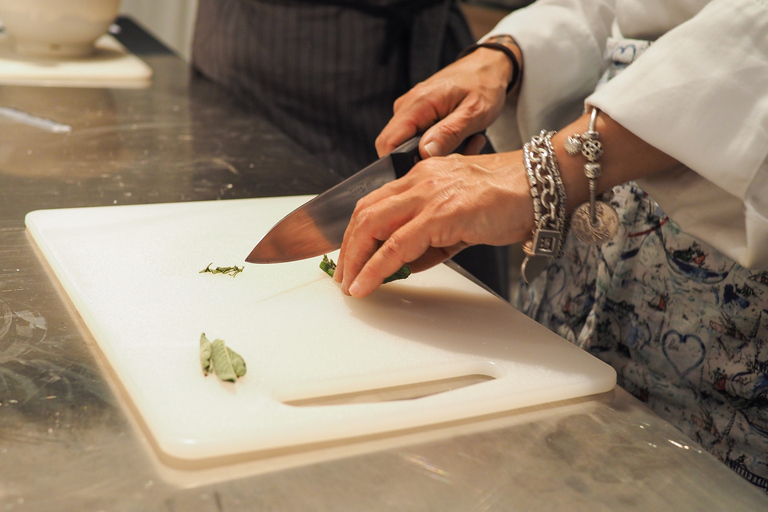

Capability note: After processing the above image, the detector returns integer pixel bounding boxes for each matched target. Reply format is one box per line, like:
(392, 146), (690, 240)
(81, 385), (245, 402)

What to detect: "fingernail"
(348, 281), (361, 297)
(424, 141), (442, 157)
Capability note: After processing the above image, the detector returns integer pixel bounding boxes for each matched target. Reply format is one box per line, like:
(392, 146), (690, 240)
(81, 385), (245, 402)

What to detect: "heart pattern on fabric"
(605, 37), (652, 64)
(612, 44), (637, 64)
(662, 330), (706, 378)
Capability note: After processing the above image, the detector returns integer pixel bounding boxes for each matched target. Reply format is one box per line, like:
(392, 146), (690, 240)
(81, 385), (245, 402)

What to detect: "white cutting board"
(0, 34), (152, 88)
(26, 197), (616, 464)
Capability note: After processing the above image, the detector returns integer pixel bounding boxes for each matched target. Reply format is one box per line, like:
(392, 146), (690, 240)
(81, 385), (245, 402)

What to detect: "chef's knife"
(245, 135), (422, 264)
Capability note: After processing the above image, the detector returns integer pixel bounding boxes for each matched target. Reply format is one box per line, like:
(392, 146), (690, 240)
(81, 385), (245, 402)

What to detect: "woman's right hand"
(333, 150), (534, 298)
(375, 39), (523, 160)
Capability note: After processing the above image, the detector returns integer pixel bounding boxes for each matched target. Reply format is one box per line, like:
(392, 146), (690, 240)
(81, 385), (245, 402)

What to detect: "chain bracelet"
(521, 130), (568, 283)
(523, 130), (566, 258)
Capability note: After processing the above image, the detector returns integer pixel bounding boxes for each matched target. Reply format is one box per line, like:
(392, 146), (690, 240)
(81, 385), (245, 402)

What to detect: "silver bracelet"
(565, 107), (618, 245)
(521, 130), (567, 284)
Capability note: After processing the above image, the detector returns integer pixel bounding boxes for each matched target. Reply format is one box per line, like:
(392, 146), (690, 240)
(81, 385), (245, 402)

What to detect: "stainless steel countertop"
(1, 18), (766, 512)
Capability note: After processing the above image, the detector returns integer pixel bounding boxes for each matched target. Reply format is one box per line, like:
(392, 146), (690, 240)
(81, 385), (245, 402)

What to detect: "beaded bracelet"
(521, 130), (567, 283)
(564, 107), (619, 245)
(456, 38), (521, 93)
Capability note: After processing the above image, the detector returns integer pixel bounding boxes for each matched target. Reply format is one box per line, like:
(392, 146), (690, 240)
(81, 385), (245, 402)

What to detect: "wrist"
(458, 35), (522, 93)
(485, 35), (523, 93)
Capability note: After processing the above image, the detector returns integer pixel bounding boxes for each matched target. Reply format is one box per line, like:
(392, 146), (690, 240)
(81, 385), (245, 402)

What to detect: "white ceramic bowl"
(0, 0), (121, 58)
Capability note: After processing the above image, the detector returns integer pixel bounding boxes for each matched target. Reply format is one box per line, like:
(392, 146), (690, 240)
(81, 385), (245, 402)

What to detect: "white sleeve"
(482, 0), (616, 140)
(587, 0), (768, 268)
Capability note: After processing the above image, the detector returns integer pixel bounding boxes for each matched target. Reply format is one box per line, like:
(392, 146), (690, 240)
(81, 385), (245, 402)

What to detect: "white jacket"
(485, 0), (768, 268)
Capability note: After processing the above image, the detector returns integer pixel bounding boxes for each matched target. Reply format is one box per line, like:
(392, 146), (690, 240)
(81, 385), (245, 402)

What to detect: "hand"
(333, 151), (533, 298)
(375, 43), (522, 160)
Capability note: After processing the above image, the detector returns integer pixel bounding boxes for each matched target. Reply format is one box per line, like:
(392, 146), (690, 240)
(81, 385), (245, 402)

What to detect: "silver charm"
(564, 135), (582, 156)
(531, 228), (562, 257)
(564, 108), (618, 247)
(584, 162), (602, 179)
(570, 201), (619, 245)
(580, 139), (603, 161)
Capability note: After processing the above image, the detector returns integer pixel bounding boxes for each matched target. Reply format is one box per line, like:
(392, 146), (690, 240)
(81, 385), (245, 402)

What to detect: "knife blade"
(245, 135), (422, 264)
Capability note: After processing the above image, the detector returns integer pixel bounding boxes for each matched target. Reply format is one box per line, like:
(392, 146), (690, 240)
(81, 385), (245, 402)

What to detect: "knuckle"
(462, 98), (485, 117)
(439, 117), (463, 136)
(374, 134), (388, 153)
(381, 235), (405, 261)
(351, 205), (374, 229)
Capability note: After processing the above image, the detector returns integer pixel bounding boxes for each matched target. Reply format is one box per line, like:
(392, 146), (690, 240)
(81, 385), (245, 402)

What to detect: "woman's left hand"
(333, 151), (533, 298)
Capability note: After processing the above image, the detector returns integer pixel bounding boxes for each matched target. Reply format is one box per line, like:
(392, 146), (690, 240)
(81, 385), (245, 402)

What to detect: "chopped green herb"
(199, 332), (247, 382)
(319, 255), (410, 284)
(319, 254), (336, 278)
(383, 264), (412, 283)
(200, 263), (244, 277)
(200, 332), (213, 375)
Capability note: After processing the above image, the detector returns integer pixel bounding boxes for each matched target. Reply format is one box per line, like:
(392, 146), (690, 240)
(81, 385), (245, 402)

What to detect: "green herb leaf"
(200, 332), (213, 375)
(200, 263), (244, 277)
(319, 255), (410, 285)
(199, 333), (248, 382)
(319, 254), (336, 278)
(383, 265), (412, 283)
(211, 339), (238, 382)
(227, 347), (247, 378)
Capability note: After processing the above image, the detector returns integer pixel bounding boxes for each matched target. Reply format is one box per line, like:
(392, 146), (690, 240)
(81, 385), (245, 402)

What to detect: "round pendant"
(570, 201), (619, 245)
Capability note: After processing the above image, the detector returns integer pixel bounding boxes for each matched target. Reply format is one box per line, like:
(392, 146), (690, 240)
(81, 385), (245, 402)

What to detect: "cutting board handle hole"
(280, 373), (496, 407)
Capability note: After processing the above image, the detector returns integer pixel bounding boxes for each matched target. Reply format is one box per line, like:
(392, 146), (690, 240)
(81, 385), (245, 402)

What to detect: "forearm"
(551, 109), (681, 215)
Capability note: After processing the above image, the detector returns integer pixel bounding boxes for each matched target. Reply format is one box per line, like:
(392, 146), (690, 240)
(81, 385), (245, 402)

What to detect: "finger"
(419, 103), (494, 158)
(337, 191), (422, 293)
(375, 120), (421, 158)
(335, 230), (379, 291)
(346, 210), (463, 298)
(375, 101), (439, 157)
(376, 80), (459, 157)
(335, 172), (425, 284)
(347, 228), (430, 298)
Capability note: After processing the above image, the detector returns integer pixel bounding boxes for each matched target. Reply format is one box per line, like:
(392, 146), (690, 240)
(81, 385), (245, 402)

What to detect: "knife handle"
(390, 136), (422, 179)
(389, 133), (485, 178)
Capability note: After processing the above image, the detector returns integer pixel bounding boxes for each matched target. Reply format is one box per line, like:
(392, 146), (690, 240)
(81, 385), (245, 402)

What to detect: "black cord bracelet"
(457, 42), (521, 94)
